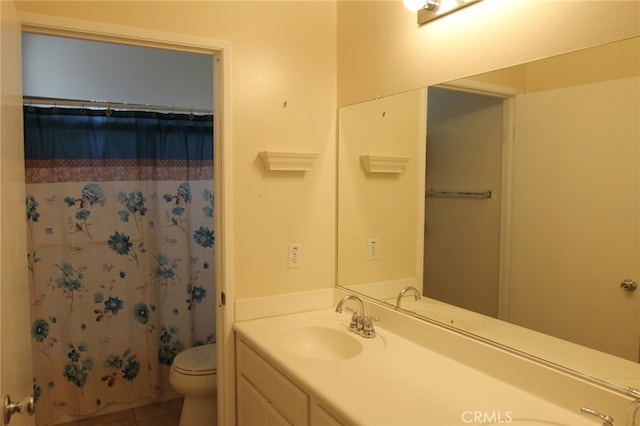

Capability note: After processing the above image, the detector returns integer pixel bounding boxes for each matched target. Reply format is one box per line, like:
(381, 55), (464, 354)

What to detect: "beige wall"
(525, 36), (639, 93)
(14, 0), (640, 302)
(456, 35), (640, 97)
(16, 1), (337, 299)
(466, 37), (640, 94)
(337, 0), (640, 106)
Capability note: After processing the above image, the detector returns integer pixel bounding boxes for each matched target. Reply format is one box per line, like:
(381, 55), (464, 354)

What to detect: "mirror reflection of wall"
(338, 89), (426, 295)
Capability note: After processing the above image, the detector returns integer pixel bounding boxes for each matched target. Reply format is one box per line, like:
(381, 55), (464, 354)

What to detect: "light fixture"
(403, 0), (438, 12)
(404, 0), (483, 25)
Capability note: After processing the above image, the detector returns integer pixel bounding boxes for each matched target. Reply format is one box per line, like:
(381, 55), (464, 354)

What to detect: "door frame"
(435, 78), (520, 321)
(1, 1), (34, 425)
(18, 12), (236, 425)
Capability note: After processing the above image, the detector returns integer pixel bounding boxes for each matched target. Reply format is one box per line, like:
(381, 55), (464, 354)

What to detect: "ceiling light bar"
(412, 0), (483, 25)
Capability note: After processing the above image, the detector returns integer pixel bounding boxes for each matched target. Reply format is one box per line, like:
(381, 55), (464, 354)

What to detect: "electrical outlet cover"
(367, 238), (379, 260)
(288, 243), (301, 268)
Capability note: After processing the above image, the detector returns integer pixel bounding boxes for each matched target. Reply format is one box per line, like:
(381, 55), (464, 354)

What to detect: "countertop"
(234, 308), (597, 425)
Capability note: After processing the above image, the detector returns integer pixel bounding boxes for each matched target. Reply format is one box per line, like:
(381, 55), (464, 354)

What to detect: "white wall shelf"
(360, 155), (410, 174)
(259, 151), (319, 172)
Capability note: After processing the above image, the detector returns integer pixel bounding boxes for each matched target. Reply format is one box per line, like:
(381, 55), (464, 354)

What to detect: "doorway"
(1, 10), (234, 426)
(24, 34), (214, 426)
(423, 86), (506, 318)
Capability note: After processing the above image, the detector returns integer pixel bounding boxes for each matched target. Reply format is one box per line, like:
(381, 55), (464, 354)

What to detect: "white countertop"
(393, 297), (640, 392)
(234, 308), (598, 425)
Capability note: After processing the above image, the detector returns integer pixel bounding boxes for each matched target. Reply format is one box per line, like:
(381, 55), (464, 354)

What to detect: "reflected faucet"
(628, 388), (640, 426)
(396, 286), (421, 308)
(580, 407), (613, 426)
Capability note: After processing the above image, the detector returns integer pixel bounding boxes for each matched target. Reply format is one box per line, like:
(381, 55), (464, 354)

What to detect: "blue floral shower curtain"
(23, 106), (215, 425)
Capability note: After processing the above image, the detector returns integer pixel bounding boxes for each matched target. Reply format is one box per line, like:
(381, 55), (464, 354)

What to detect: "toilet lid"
(172, 343), (217, 375)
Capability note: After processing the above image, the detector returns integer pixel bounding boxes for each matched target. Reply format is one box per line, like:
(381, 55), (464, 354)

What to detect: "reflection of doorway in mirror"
(425, 74), (640, 363)
(424, 87), (504, 318)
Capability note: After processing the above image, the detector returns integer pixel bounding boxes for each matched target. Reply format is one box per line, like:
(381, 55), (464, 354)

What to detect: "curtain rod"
(23, 96), (213, 115)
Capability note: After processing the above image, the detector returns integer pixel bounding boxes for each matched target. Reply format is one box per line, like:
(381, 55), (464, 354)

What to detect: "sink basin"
(264, 312), (387, 361)
(280, 326), (363, 360)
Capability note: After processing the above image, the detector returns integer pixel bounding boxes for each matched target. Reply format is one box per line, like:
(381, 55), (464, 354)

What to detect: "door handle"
(620, 279), (637, 292)
(3, 395), (35, 424)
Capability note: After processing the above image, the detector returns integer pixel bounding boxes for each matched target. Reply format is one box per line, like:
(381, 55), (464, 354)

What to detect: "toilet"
(169, 343), (217, 426)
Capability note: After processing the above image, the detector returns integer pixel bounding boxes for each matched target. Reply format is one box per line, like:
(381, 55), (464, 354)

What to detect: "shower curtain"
(23, 106), (215, 425)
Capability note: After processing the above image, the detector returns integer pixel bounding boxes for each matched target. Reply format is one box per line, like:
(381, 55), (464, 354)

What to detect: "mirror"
(337, 37), (640, 393)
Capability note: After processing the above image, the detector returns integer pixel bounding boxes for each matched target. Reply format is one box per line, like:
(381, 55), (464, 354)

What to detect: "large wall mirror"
(337, 36), (640, 394)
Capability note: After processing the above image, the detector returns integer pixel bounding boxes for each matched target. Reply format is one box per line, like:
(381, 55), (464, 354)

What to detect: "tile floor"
(58, 397), (183, 426)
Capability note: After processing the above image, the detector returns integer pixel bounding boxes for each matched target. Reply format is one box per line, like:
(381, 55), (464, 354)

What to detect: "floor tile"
(136, 412), (181, 426)
(76, 409), (136, 426)
(57, 398), (184, 426)
(133, 398), (183, 421)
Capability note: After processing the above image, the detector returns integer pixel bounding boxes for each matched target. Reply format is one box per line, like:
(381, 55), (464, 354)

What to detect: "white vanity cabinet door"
(237, 375), (272, 425)
(237, 375), (292, 426)
(236, 338), (308, 425)
(267, 404), (294, 426)
(310, 401), (345, 426)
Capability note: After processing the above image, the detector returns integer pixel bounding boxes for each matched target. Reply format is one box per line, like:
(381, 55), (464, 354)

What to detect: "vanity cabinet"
(236, 336), (348, 426)
(310, 402), (344, 426)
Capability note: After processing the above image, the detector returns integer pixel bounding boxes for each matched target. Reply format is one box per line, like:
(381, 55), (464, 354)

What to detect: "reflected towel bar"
(426, 188), (492, 199)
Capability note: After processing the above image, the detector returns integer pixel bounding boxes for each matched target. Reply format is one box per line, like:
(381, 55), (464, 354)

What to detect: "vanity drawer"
(237, 339), (309, 425)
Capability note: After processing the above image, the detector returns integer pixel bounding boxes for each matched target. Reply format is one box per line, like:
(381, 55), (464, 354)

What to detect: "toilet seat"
(172, 343), (217, 376)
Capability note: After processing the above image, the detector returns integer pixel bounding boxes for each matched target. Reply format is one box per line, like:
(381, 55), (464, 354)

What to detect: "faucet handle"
(361, 316), (378, 339)
(349, 310), (360, 331)
(356, 313), (366, 333)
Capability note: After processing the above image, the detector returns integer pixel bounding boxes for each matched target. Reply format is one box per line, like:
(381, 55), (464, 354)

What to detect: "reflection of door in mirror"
(424, 87), (504, 318)
(508, 75), (640, 362)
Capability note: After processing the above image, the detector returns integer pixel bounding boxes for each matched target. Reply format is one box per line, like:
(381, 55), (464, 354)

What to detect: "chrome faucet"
(396, 286), (421, 308)
(335, 295), (377, 338)
(335, 294), (364, 315)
